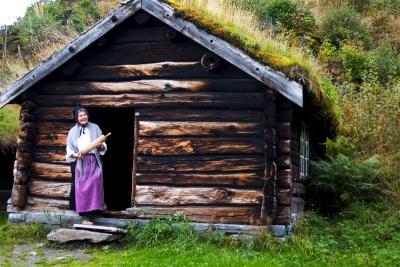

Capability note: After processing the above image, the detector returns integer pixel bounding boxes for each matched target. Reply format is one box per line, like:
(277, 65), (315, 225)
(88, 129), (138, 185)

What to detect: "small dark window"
(300, 122), (309, 178)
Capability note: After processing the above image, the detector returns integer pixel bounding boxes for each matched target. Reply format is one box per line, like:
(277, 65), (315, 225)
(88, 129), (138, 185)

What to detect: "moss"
(0, 105), (20, 149)
(164, 0), (338, 136)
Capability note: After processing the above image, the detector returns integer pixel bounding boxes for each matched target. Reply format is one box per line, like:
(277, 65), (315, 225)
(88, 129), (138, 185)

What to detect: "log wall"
(16, 12), (290, 225)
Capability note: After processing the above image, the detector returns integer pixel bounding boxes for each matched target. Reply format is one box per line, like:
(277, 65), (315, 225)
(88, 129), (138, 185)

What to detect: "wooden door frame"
(131, 111), (139, 207)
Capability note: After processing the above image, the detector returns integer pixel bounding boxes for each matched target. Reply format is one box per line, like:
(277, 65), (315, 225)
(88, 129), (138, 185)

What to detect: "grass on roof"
(164, 0), (339, 135)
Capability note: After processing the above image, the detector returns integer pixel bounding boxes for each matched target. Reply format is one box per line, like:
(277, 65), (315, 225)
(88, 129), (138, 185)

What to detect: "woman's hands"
(96, 144), (105, 151)
(73, 152), (83, 159)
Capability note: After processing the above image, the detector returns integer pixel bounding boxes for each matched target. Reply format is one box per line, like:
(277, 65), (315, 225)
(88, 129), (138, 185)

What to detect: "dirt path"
(0, 242), (94, 266)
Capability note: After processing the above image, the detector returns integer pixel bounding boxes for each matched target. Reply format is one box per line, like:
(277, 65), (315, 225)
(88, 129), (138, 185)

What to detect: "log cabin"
(0, 0), (337, 232)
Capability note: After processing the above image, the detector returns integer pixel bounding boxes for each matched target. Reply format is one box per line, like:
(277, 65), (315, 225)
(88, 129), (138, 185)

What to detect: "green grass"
(0, 104), (20, 149)
(1, 203), (399, 266)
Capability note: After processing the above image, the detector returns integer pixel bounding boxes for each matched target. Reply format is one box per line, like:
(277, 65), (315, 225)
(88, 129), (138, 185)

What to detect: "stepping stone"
(47, 229), (123, 244)
(73, 224), (127, 235)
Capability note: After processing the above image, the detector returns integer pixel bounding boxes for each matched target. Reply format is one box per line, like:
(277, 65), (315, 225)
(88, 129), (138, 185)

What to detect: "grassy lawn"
(1, 202), (399, 266)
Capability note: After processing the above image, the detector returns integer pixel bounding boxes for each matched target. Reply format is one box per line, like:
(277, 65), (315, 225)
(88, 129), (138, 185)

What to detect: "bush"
(320, 3), (371, 47)
(68, 0), (101, 32)
(370, 42), (400, 84)
(307, 154), (383, 214)
(339, 43), (370, 83)
(370, 0), (400, 12)
(264, 0), (316, 33)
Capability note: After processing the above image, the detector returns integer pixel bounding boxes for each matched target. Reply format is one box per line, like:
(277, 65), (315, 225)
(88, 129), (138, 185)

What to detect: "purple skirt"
(75, 154), (105, 213)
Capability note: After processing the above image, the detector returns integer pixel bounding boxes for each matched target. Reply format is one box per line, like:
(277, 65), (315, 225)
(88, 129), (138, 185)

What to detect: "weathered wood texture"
(28, 180), (70, 199)
(135, 185), (262, 206)
(38, 79), (264, 94)
(33, 92), (264, 109)
(71, 61), (249, 81)
(84, 42), (207, 65)
(128, 206), (261, 224)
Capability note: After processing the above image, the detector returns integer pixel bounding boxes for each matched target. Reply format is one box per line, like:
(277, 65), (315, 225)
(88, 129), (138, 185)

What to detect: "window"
(300, 122), (309, 178)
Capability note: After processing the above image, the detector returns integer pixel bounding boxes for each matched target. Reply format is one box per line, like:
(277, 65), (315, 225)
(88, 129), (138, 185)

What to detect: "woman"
(66, 106), (107, 225)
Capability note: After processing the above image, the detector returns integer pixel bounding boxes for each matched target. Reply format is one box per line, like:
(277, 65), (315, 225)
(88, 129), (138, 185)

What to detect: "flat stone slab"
(73, 224), (127, 235)
(47, 229), (123, 244)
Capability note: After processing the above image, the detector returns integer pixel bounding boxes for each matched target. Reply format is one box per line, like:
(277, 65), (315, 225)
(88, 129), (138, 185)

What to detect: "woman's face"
(77, 111), (88, 125)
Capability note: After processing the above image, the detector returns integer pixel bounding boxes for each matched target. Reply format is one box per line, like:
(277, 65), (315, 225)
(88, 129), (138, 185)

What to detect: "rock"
(47, 229), (123, 244)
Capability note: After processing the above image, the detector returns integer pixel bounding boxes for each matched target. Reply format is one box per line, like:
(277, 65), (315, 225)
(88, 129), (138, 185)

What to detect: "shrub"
(264, 0), (316, 33)
(369, 42), (400, 84)
(320, 3), (371, 47)
(339, 43), (370, 83)
(370, 0), (400, 12)
(307, 154), (383, 214)
(68, 0), (101, 32)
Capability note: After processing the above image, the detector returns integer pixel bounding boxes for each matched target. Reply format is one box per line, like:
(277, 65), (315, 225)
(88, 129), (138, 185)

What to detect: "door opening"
(88, 108), (134, 210)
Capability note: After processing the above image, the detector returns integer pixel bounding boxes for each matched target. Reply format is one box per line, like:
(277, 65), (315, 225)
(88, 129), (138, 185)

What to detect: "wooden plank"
(276, 168), (292, 189)
(136, 172), (264, 187)
(39, 79), (264, 95)
(31, 162), (71, 180)
(131, 112), (139, 206)
(73, 224), (127, 234)
(84, 42), (207, 65)
(72, 61), (249, 81)
(137, 137), (264, 155)
(28, 180), (70, 199)
(137, 108), (264, 122)
(0, 0), (142, 108)
(137, 155), (264, 172)
(33, 92), (264, 109)
(139, 121), (263, 137)
(142, 0), (303, 107)
(35, 107), (74, 121)
(135, 185), (262, 206)
(127, 206), (261, 224)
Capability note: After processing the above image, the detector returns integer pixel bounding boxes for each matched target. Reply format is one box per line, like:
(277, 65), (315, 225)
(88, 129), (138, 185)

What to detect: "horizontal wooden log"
(72, 61), (249, 81)
(138, 137), (264, 155)
(36, 122), (70, 135)
(35, 107), (74, 121)
(32, 149), (68, 164)
(137, 155), (264, 172)
(84, 42), (207, 65)
(35, 134), (67, 147)
(26, 196), (69, 210)
(273, 205), (291, 225)
(135, 185), (262, 206)
(277, 122), (291, 139)
(277, 140), (298, 153)
(277, 188), (291, 205)
(33, 92), (264, 109)
(39, 79), (264, 95)
(264, 102), (276, 128)
(277, 169), (292, 189)
(139, 121), (263, 137)
(137, 108), (264, 122)
(20, 101), (36, 113)
(28, 180), (70, 199)
(277, 153), (299, 168)
(31, 162), (71, 180)
(128, 206), (261, 224)
(137, 172), (264, 187)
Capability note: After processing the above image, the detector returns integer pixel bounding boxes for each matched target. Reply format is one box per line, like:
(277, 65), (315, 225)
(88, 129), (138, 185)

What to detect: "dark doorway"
(0, 146), (16, 211)
(88, 108), (134, 210)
